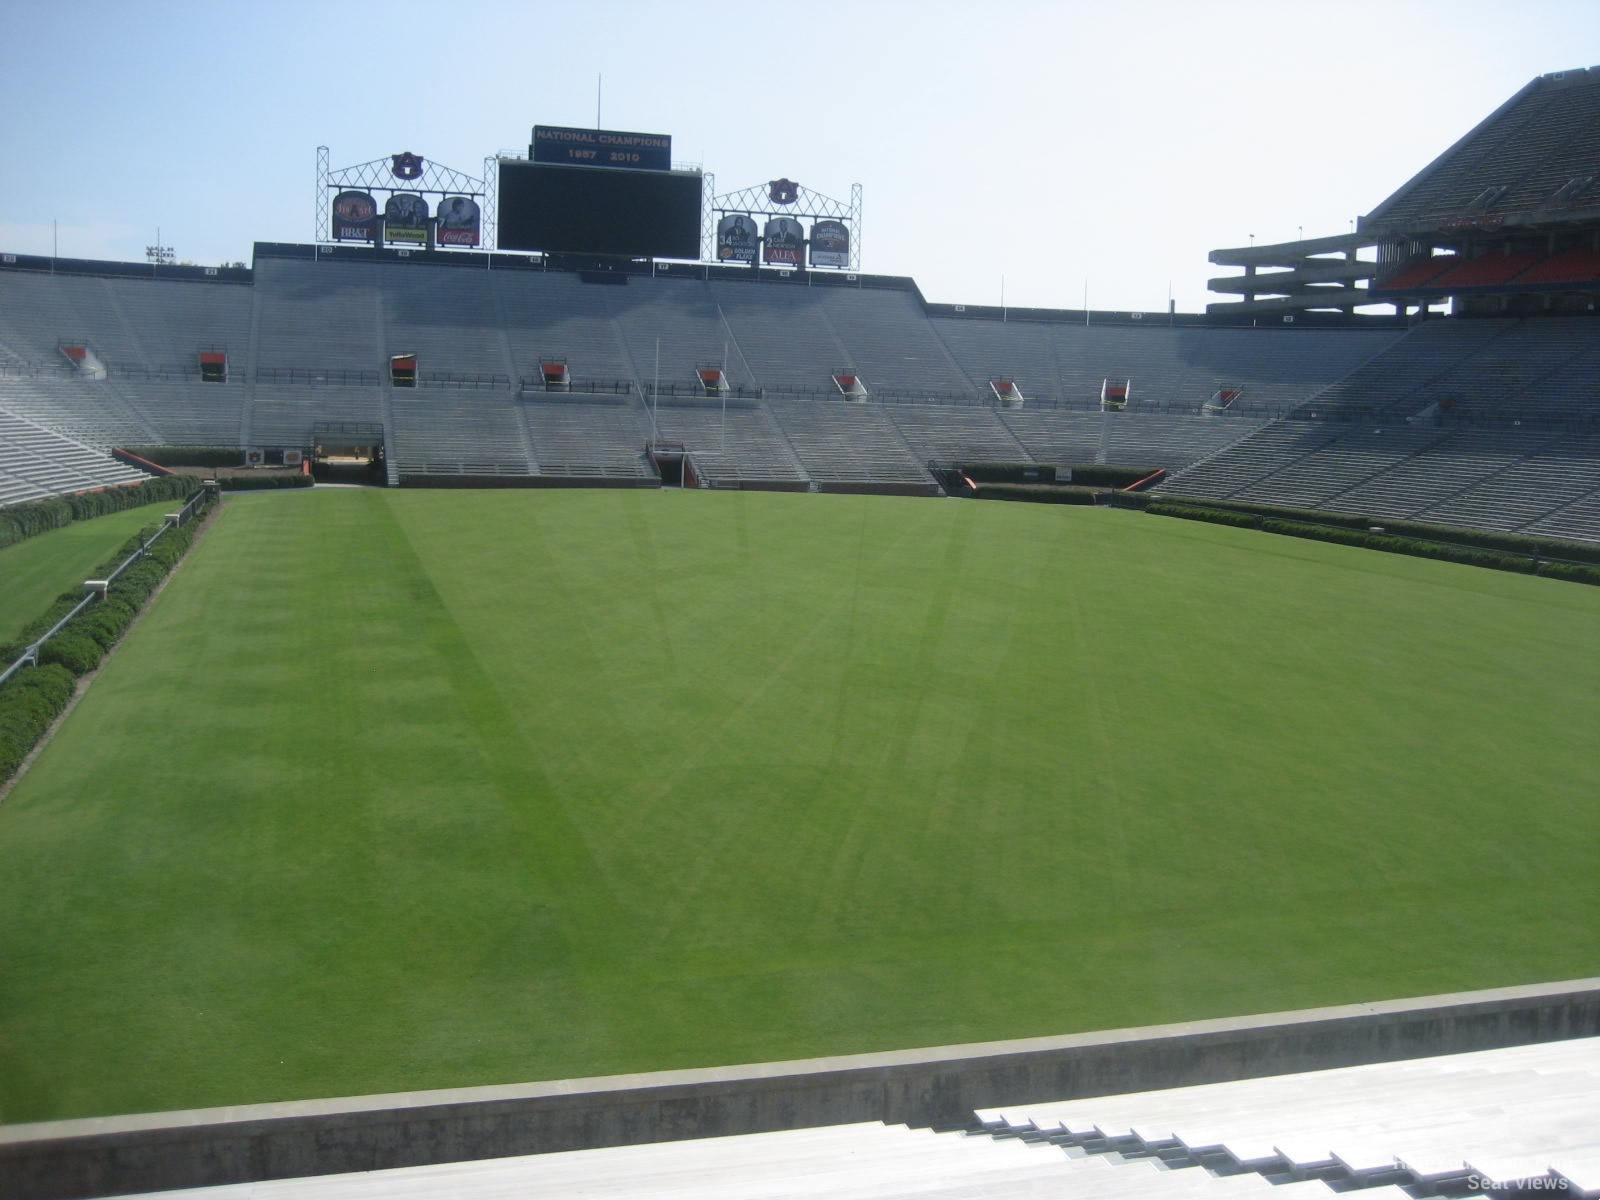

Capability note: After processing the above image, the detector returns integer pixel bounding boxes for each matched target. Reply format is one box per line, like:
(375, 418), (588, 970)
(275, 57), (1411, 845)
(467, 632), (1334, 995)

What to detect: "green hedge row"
(0, 498), (213, 784)
(121, 446), (244, 468)
(1147, 500), (1600, 585)
(1154, 495), (1600, 565)
(957, 464), (1162, 489)
(0, 664), (76, 783)
(220, 473), (314, 491)
(0, 475), (200, 552)
(959, 463), (1059, 485)
(972, 483), (1102, 505)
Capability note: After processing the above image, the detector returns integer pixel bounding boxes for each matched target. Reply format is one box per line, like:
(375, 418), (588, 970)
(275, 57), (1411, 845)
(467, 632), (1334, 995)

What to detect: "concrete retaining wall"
(4, 977), (1597, 1200)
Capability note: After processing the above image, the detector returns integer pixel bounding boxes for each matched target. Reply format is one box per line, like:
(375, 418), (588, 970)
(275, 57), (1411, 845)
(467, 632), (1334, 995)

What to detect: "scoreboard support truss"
(705, 180), (862, 271)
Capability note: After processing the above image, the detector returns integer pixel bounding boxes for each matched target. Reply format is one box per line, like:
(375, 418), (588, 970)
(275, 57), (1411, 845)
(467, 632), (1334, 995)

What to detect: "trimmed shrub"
(0, 663), (77, 783)
(1153, 494), (1600, 565)
(121, 446), (243, 468)
(1063, 464), (1161, 489)
(1144, 500), (1595, 585)
(220, 473), (314, 491)
(1147, 501), (1259, 529)
(37, 631), (104, 675)
(973, 483), (1102, 505)
(0, 476), (201, 552)
(960, 463), (1059, 485)
(0, 493), (212, 785)
(1535, 560), (1600, 585)
(0, 498), (73, 550)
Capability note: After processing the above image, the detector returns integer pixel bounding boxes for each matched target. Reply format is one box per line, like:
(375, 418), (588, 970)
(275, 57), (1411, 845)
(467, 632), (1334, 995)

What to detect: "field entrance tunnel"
(312, 421), (386, 485)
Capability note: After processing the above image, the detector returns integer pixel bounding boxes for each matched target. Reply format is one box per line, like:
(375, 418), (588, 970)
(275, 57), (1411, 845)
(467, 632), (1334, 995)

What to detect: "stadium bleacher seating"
(0, 407), (150, 503)
(0, 254), (1594, 539)
(1364, 68), (1600, 228)
(1515, 246), (1600, 286)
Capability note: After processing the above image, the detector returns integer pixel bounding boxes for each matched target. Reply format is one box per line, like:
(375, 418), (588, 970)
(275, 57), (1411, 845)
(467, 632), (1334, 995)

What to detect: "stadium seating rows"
(1, 258), (1597, 541)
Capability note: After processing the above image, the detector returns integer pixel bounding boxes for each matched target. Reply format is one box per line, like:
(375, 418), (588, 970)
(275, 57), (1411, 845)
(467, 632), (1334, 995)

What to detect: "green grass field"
(0, 500), (183, 643)
(0, 488), (1595, 1123)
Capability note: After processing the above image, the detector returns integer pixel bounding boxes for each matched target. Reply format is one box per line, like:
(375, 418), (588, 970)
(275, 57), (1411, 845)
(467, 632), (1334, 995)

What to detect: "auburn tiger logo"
(768, 178), (799, 204)
(391, 152), (424, 181)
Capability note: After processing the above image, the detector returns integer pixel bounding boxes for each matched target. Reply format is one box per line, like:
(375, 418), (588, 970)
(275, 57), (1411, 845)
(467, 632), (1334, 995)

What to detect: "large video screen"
(498, 162), (702, 259)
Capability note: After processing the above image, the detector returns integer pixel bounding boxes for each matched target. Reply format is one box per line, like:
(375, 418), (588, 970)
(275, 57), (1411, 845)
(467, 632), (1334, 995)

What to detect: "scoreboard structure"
(316, 126), (862, 268)
(496, 124), (703, 260)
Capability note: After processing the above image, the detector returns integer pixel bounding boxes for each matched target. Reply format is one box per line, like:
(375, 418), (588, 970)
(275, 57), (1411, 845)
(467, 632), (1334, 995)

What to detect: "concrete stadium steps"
(978, 1037), (1600, 1198)
(522, 395), (654, 479)
(1100, 414), (1271, 473)
(100, 275), (252, 370)
(111, 378), (245, 447)
(1415, 433), (1600, 533)
(380, 267), (511, 381)
(930, 318), (1067, 405)
(887, 404), (1031, 464)
(108, 1119), (1408, 1200)
(0, 270), (108, 364)
(0, 407), (149, 506)
(649, 403), (809, 485)
(0, 374), (159, 448)
(1319, 428), (1551, 520)
(1169, 326), (1405, 412)
(708, 281), (854, 392)
(931, 321), (1400, 416)
(390, 390), (535, 478)
(1158, 421), (1347, 500)
(1227, 425), (1450, 509)
(1373, 69), (1600, 228)
(610, 277), (755, 391)
(1296, 319), (1521, 422)
(1425, 317), (1600, 423)
(250, 383), (384, 450)
(996, 409), (1109, 465)
(253, 258), (385, 375)
(496, 271), (638, 387)
(815, 288), (974, 396)
(0, 271), (252, 373)
(768, 398), (936, 488)
(1522, 487), (1600, 543)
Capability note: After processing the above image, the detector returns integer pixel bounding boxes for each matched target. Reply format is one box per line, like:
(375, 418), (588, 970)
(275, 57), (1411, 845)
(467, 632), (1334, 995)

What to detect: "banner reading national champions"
(531, 125), (673, 171)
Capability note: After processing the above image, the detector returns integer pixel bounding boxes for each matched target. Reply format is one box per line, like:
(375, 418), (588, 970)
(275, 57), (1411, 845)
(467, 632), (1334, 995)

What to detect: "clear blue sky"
(1, 0), (1595, 311)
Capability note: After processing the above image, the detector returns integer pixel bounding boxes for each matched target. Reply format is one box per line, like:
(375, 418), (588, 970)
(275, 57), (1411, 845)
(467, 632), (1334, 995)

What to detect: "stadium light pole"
(720, 341), (728, 458)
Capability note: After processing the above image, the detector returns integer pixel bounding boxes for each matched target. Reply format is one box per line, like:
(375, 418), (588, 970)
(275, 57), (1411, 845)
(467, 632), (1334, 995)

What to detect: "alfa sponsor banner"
(717, 214), (758, 263)
(531, 124), (672, 171)
(436, 196), (481, 247)
(384, 193), (429, 244)
(810, 219), (849, 268)
(331, 190), (377, 241)
(763, 217), (804, 266)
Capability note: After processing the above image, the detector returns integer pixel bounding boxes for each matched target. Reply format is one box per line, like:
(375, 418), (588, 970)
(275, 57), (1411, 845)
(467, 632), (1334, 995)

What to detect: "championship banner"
(810, 219), (849, 269)
(531, 124), (672, 171)
(717, 214), (758, 263)
(763, 217), (804, 266)
(436, 196), (481, 247)
(331, 190), (377, 241)
(384, 194), (429, 244)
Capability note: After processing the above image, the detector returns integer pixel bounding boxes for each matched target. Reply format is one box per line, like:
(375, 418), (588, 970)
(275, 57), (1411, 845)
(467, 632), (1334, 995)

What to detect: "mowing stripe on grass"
(0, 489), (1594, 1123)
